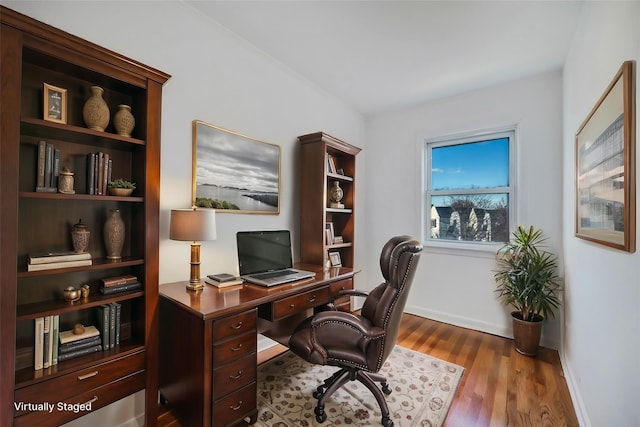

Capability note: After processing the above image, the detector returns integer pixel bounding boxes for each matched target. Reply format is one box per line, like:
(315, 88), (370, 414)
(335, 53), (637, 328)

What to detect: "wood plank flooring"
(158, 313), (578, 427)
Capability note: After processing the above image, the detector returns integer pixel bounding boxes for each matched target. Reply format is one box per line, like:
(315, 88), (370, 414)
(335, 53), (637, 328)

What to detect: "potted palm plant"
(494, 225), (561, 356)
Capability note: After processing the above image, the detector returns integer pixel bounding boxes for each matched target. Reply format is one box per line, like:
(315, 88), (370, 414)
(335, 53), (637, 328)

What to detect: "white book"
(34, 317), (44, 370)
(46, 315), (54, 368)
(28, 251), (92, 265)
(27, 259), (92, 272)
(43, 316), (51, 368)
(52, 315), (59, 365)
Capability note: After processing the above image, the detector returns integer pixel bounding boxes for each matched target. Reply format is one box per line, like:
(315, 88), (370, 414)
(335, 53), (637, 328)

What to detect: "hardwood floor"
(158, 313), (578, 426)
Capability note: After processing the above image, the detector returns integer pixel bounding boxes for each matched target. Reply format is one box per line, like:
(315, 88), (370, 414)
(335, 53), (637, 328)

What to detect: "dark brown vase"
(511, 311), (543, 356)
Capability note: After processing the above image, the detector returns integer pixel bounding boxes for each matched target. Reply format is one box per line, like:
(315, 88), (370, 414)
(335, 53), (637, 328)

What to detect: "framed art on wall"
(43, 82), (67, 124)
(192, 120), (281, 214)
(575, 60), (636, 252)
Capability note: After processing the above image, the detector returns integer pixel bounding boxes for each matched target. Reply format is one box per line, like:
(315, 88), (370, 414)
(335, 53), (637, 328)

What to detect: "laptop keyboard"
(252, 269), (296, 280)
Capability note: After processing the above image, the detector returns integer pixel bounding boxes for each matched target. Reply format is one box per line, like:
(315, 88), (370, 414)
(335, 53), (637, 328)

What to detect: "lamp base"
(186, 280), (204, 291)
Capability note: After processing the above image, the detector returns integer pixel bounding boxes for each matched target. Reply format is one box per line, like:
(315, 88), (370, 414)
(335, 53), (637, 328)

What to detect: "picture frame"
(43, 83), (67, 124)
(575, 60), (636, 252)
(325, 222), (335, 245)
(192, 120), (281, 214)
(329, 251), (342, 267)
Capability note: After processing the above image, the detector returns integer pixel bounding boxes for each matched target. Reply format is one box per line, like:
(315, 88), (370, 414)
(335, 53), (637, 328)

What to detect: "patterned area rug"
(255, 346), (464, 427)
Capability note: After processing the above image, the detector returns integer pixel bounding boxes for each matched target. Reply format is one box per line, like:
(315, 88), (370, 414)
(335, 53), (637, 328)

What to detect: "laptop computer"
(236, 230), (316, 287)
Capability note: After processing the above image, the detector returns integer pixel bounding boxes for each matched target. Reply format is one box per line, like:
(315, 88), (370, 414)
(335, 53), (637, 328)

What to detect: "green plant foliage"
(108, 178), (136, 189)
(195, 197), (240, 210)
(494, 225), (561, 322)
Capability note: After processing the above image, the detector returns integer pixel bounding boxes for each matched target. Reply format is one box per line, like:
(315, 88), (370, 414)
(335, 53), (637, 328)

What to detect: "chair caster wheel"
(381, 416), (394, 427)
(315, 406), (327, 423)
(382, 383), (392, 395)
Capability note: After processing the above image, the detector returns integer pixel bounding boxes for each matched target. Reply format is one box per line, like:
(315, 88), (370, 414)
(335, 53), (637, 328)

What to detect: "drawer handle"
(77, 371), (99, 381)
(230, 401), (243, 411)
(229, 370), (243, 380)
(308, 296), (317, 303)
(231, 343), (243, 352)
(231, 321), (243, 330)
(84, 396), (98, 405)
(340, 286), (346, 290)
(289, 303), (295, 308)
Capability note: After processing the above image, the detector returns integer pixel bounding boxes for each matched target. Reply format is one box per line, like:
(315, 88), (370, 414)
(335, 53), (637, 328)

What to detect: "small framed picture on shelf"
(329, 251), (342, 267)
(43, 83), (67, 124)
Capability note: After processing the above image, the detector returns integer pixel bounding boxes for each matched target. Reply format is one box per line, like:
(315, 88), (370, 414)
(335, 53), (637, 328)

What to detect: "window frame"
(422, 126), (517, 253)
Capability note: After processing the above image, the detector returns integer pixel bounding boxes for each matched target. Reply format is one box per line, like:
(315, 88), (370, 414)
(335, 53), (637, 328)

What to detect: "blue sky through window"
(431, 138), (509, 190)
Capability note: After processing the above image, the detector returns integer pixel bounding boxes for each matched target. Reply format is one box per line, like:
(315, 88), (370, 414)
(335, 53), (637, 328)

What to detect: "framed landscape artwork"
(575, 60), (636, 252)
(192, 120), (280, 214)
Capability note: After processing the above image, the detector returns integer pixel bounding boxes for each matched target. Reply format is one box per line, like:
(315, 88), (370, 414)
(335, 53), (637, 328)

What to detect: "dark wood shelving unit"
(1, 6), (169, 427)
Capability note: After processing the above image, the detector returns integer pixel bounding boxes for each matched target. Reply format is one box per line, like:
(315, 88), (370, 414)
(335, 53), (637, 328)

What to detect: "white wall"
(3, 1), (366, 426)
(562, 2), (640, 426)
(365, 70), (565, 348)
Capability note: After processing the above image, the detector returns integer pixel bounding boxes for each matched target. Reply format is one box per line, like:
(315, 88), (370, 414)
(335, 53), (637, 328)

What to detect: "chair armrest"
(310, 311), (385, 340)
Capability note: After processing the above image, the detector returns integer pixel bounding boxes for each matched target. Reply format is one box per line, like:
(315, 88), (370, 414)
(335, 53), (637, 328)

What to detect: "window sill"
(423, 240), (501, 259)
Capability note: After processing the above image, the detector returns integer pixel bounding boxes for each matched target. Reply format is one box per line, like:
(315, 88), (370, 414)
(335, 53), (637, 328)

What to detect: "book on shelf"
(59, 325), (100, 345)
(205, 276), (244, 288)
(101, 274), (138, 288)
(51, 315), (59, 366)
(28, 250), (92, 265)
(36, 140), (46, 189)
(95, 305), (110, 350)
(207, 273), (236, 283)
(87, 153), (95, 195)
(44, 143), (53, 188)
(110, 302), (121, 347)
(100, 281), (142, 295)
(34, 317), (44, 370)
(58, 335), (101, 354)
(52, 148), (60, 188)
(42, 316), (50, 368)
(27, 258), (92, 271)
(35, 141), (57, 193)
(57, 344), (102, 362)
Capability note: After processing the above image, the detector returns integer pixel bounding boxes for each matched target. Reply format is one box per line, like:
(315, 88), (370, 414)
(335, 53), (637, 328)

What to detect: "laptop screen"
(237, 230), (293, 275)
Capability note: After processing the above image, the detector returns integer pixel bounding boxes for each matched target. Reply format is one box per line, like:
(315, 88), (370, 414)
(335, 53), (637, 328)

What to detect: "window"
(424, 128), (515, 248)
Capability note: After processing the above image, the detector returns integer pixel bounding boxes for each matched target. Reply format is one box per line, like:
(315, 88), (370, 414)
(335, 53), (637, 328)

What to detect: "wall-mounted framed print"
(192, 120), (280, 214)
(575, 60), (636, 252)
(43, 82), (67, 124)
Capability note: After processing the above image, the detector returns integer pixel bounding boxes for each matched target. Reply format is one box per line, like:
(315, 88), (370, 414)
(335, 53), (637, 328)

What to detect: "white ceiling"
(186, 1), (584, 116)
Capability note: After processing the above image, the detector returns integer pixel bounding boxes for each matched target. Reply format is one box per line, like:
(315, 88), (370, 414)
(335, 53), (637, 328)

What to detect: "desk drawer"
(14, 370), (145, 427)
(271, 286), (329, 321)
(213, 310), (256, 342)
(213, 382), (257, 427)
(213, 353), (256, 400)
(14, 351), (145, 416)
(213, 332), (256, 365)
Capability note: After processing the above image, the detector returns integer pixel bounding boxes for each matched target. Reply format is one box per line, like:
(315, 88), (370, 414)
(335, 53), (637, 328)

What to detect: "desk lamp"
(169, 208), (216, 291)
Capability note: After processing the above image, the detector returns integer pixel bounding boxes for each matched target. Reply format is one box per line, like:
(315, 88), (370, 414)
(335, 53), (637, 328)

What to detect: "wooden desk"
(159, 264), (358, 427)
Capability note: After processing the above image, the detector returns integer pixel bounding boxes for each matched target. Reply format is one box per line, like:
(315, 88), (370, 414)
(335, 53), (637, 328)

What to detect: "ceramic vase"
(71, 219), (90, 253)
(104, 209), (125, 259)
(82, 86), (110, 131)
(114, 104), (135, 137)
(329, 181), (344, 208)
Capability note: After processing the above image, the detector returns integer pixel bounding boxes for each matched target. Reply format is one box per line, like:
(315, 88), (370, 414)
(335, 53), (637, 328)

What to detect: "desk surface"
(160, 264), (359, 321)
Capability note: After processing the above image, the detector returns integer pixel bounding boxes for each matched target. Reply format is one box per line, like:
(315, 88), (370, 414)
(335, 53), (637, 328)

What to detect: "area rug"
(255, 346), (464, 427)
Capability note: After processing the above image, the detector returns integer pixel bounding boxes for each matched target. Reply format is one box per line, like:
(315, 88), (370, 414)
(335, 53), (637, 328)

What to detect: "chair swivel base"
(312, 366), (394, 427)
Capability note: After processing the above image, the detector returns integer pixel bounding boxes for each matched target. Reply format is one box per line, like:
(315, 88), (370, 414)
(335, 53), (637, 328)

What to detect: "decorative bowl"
(109, 188), (134, 197)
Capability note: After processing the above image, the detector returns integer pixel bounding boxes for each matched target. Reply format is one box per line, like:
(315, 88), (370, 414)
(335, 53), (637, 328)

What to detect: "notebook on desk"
(236, 230), (316, 287)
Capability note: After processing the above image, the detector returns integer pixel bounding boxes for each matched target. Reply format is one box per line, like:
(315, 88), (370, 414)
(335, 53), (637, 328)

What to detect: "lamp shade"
(169, 208), (216, 242)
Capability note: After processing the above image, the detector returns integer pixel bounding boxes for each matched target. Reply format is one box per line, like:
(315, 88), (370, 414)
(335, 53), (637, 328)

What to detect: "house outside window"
(424, 128), (516, 250)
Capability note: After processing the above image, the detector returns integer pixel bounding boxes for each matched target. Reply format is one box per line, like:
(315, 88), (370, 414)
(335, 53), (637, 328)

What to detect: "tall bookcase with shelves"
(1, 7), (169, 427)
(298, 132), (361, 272)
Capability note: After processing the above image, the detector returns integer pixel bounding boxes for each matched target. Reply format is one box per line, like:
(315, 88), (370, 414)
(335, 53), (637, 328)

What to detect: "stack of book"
(95, 302), (121, 350)
(34, 315), (60, 370)
(57, 325), (102, 362)
(27, 251), (92, 272)
(205, 273), (244, 288)
(100, 274), (142, 294)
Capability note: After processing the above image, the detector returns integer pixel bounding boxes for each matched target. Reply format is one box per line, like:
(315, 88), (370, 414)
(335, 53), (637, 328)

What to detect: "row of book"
(33, 302), (122, 370)
(33, 140), (116, 195)
(86, 151), (113, 196)
(27, 250), (92, 272)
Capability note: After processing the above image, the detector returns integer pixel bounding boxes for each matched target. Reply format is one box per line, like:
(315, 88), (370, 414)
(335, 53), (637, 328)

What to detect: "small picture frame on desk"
(43, 82), (67, 124)
(329, 251), (342, 267)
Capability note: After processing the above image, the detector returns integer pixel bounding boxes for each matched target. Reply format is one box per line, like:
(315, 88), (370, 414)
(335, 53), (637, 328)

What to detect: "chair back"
(360, 236), (422, 370)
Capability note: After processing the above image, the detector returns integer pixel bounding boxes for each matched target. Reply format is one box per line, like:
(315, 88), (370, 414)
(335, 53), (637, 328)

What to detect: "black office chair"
(289, 235), (422, 427)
